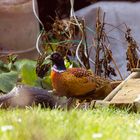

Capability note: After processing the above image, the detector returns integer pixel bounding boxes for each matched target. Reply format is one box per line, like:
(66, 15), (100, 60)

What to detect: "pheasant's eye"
(53, 54), (58, 58)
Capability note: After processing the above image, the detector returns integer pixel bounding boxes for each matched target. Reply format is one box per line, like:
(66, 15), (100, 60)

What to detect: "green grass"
(0, 107), (140, 140)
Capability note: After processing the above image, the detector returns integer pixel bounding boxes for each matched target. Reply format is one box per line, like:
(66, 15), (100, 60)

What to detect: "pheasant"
(49, 52), (112, 98)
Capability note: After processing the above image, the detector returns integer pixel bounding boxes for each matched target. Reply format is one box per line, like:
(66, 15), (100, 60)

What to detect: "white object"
(1, 125), (14, 132)
(76, 2), (140, 80)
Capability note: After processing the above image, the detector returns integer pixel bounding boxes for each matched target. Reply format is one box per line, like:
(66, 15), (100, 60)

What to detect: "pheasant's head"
(50, 52), (66, 72)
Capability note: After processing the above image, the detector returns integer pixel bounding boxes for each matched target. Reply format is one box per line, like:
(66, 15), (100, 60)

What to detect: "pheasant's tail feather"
(95, 75), (110, 89)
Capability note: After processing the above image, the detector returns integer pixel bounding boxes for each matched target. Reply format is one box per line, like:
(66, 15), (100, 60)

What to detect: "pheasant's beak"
(45, 55), (51, 60)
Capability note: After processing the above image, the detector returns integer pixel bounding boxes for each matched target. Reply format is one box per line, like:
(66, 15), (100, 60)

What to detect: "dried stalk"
(125, 25), (139, 71)
(93, 8), (124, 80)
(95, 8), (105, 76)
(80, 19), (90, 69)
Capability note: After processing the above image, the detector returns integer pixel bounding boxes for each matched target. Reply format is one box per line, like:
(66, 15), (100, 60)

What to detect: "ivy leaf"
(20, 62), (39, 86)
(0, 60), (10, 73)
(64, 59), (71, 68)
(41, 76), (52, 90)
(0, 71), (18, 93)
(14, 59), (36, 71)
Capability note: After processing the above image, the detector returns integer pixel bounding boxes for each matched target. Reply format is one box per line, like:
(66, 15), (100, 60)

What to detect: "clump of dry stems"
(38, 16), (91, 68)
(125, 25), (140, 71)
(94, 8), (117, 78)
(37, 8), (140, 81)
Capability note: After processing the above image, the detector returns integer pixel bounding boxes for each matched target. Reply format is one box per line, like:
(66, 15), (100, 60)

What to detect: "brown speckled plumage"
(50, 52), (111, 97)
(51, 67), (110, 97)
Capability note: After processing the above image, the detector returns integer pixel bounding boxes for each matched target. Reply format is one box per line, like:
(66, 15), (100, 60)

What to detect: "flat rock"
(110, 79), (140, 104)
